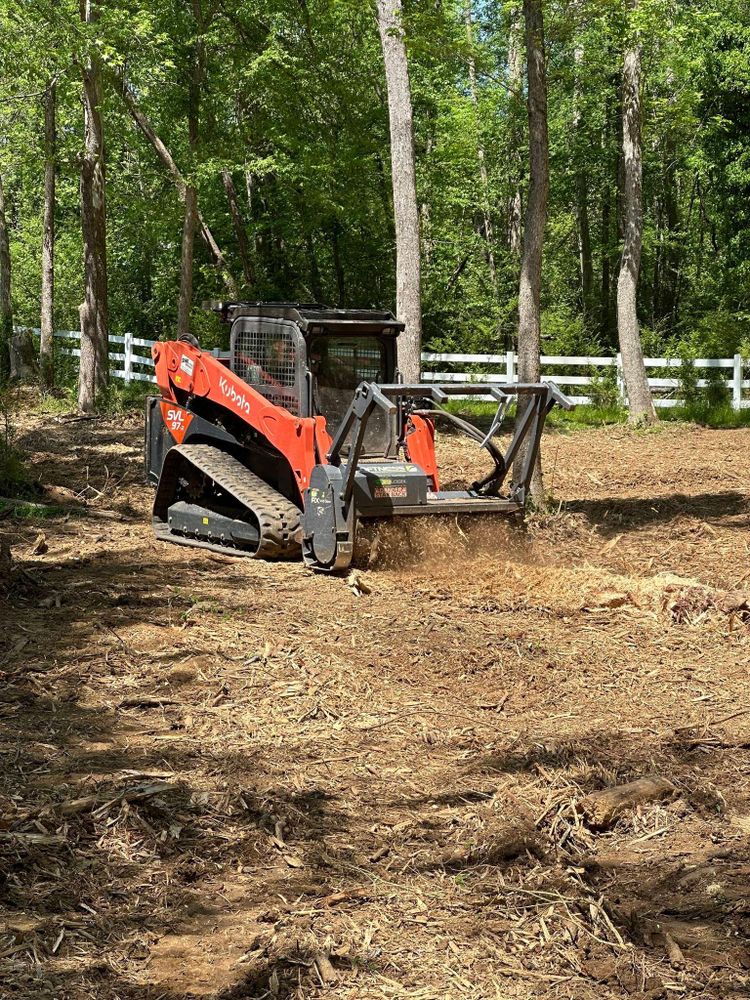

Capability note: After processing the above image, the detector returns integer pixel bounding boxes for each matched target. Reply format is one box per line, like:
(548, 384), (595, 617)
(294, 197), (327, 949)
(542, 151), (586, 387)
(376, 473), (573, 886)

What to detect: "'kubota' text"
(219, 377), (251, 415)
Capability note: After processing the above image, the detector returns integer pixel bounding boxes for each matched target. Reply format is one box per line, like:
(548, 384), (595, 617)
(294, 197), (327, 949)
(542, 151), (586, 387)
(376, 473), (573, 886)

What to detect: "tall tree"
(464, 3), (499, 304)
(514, 0), (549, 502)
(616, 0), (656, 424)
(572, 11), (594, 318)
(177, 2), (202, 338)
(507, 4), (524, 257)
(78, 0), (109, 413)
(40, 81), (56, 389)
(222, 169), (253, 290)
(0, 172), (11, 382)
(116, 74), (239, 298)
(375, 0), (422, 382)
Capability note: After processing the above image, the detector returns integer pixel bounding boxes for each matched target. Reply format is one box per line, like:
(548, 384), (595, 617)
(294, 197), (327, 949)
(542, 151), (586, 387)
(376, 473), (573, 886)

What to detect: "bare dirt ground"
(1, 414), (750, 1000)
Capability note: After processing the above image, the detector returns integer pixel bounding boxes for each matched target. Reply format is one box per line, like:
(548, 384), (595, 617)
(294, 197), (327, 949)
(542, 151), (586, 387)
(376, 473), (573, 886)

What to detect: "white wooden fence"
(422, 350), (750, 410)
(18, 328), (750, 410)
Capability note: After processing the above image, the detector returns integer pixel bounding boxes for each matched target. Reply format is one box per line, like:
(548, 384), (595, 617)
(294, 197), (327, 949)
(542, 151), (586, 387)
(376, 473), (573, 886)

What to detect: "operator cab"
(211, 302), (403, 456)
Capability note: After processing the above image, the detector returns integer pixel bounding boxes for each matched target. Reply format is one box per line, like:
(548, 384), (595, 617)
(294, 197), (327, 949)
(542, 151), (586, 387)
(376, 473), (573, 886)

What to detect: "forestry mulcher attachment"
(145, 302), (570, 571)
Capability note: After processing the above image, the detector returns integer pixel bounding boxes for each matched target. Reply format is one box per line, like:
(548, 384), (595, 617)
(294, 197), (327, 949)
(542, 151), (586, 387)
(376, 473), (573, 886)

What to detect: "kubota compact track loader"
(145, 302), (571, 571)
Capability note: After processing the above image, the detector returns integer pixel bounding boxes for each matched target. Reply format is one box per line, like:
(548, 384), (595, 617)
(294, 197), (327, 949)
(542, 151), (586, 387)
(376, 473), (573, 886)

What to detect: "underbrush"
(663, 401), (750, 428)
(444, 397), (750, 431)
(444, 399), (626, 431)
(37, 376), (153, 416)
(0, 389), (29, 497)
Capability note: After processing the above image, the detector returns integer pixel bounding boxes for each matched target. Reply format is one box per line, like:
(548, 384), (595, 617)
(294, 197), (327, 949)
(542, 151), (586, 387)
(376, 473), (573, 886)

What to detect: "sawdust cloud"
(354, 514), (550, 579)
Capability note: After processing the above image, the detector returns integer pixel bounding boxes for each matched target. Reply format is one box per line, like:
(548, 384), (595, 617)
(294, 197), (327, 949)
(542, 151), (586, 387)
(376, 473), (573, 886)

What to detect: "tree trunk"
(177, 188), (197, 337)
(657, 84), (679, 328)
(514, 0), (549, 504)
(78, 0), (109, 414)
(507, 4), (524, 259)
(577, 171), (594, 315)
(0, 173), (12, 382)
(375, 0), (422, 383)
(305, 231), (323, 303)
(178, 15), (201, 338)
(331, 221), (345, 307)
(601, 185), (612, 336)
(572, 27), (594, 317)
(616, 8), (656, 425)
(2, 165), (36, 381)
(40, 81), (56, 389)
(465, 4), (500, 318)
(115, 72), (239, 298)
(222, 169), (253, 289)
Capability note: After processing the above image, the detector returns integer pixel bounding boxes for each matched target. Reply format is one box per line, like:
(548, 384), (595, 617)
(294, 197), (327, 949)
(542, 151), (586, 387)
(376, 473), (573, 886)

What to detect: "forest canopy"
(1, 0), (749, 360)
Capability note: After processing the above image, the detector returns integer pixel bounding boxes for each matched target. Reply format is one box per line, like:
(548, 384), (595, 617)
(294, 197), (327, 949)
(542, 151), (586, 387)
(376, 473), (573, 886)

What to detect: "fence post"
(123, 331), (133, 383)
(733, 354), (742, 412)
(506, 349), (515, 383)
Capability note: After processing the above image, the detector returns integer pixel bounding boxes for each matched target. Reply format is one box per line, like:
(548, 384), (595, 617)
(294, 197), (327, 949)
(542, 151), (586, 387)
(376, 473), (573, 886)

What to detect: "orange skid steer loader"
(145, 303), (571, 571)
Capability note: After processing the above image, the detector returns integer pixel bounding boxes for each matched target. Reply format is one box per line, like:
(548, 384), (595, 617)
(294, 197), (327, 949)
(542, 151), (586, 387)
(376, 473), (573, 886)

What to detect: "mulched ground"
(1, 413), (749, 1000)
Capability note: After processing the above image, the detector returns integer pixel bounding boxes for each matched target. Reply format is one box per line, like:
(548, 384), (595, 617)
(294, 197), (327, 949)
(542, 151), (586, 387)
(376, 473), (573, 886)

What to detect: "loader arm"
(152, 339), (330, 497)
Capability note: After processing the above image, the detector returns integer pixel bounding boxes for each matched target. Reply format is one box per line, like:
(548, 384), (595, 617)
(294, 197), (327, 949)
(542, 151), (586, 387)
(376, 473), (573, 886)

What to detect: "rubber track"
(153, 443), (301, 559)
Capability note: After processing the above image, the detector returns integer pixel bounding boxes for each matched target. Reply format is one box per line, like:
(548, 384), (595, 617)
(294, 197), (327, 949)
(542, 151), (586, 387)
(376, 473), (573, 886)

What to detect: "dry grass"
(0, 415), (749, 999)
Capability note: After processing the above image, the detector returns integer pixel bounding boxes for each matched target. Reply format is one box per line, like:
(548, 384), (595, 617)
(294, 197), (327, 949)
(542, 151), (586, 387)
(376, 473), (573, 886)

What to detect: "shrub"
(541, 307), (603, 358)
(0, 392), (27, 497)
(587, 365), (623, 412)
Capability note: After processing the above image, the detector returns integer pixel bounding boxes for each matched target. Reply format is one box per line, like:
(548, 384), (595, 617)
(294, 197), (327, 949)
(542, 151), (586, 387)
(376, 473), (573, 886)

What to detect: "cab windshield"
(309, 335), (393, 455)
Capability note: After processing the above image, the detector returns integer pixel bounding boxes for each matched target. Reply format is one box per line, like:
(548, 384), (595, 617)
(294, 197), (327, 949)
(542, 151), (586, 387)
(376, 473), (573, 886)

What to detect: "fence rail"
(422, 350), (750, 410)
(15, 328), (749, 411)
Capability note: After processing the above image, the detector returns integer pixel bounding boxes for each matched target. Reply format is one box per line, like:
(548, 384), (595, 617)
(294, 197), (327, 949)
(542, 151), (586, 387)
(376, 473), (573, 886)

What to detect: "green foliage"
(665, 400), (750, 428)
(541, 308), (602, 358)
(587, 366), (624, 414)
(1, 0), (750, 390)
(95, 380), (154, 416)
(0, 391), (27, 496)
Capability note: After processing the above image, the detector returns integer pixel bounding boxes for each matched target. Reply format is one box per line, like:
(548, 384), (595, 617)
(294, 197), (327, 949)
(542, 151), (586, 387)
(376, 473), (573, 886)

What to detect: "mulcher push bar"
(327, 380), (572, 507)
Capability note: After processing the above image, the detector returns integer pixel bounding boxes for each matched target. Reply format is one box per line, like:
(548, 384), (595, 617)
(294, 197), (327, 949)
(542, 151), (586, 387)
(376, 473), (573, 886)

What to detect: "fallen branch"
(113, 70), (239, 297)
(119, 696), (181, 709)
(0, 496), (62, 512)
(0, 831), (66, 846)
(52, 414), (104, 424)
(580, 776), (676, 828)
(313, 952), (338, 985)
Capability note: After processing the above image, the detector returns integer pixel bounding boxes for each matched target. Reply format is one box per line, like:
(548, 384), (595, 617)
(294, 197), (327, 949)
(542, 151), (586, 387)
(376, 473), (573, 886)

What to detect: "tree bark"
(1, 166), (35, 381)
(514, 0), (549, 504)
(601, 185), (612, 335)
(507, 4), (524, 258)
(177, 188), (197, 337)
(375, 0), (422, 383)
(331, 220), (345, 307)
(572, 24), (594, 317)
(465, 4), (500, 317)
(78, 0), (109, 414)
(616, 7), (656, 425)
(305, 231), (323, 303)
(115, 73), (239, 298)
(222, 169), (253, 289)
(577, 171), (594, 314)
(0, 173), (12, 382)
(178, 14), (201, 338)
(656, 78), (679, 328)
(40, 81), (56, 389)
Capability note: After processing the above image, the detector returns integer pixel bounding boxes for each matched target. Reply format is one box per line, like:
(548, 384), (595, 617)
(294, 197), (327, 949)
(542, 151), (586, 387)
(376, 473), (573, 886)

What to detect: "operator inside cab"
(238, 333), (298, 410)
